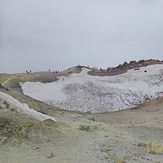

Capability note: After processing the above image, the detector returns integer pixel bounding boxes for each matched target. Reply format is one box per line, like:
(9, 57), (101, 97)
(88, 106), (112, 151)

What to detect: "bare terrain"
(0, 61), (163, 163)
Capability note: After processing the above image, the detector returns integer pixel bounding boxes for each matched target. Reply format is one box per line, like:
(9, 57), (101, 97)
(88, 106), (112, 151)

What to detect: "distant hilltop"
(89, 59), (163, 76)
(23, 59), (163, 77)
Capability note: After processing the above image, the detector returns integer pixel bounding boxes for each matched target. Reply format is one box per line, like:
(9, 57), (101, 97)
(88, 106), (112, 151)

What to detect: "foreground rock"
(0, 91), (56, 122)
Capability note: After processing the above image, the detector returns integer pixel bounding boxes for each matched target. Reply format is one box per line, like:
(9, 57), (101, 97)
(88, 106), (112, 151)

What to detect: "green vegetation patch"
(100, 147), (112, 153)
(78, 125), (97, 132)
(138, 141), (163, 155)
(114, 158), (126, 163)
(0, 111), (44, 144)
(145, 141), (163, 155)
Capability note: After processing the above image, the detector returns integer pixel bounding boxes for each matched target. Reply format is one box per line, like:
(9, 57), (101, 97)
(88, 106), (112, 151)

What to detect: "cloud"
(0, 0), (163, 73)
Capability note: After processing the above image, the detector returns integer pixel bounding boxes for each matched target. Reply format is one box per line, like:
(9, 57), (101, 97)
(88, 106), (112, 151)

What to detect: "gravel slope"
(21, 64), (163, 113)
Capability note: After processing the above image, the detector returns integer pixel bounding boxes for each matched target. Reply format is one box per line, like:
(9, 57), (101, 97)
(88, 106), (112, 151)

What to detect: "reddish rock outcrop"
(89, 59), (163, 76)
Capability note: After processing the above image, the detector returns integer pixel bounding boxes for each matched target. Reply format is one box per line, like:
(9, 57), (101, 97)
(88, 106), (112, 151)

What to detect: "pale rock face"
(0, 92), (56, 122)
(21, 65), (163, 113)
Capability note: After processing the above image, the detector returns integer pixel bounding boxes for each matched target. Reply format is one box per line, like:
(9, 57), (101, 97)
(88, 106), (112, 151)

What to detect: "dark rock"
(45, 153), (54, 159)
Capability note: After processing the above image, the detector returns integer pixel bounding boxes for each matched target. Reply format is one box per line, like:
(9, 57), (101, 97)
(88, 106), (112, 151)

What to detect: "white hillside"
(21, 64), (163, 113)
(0, 92), (56, 121)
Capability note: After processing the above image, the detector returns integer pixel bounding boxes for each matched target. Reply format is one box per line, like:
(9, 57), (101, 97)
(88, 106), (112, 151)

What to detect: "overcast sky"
(0, 0), (163, 73)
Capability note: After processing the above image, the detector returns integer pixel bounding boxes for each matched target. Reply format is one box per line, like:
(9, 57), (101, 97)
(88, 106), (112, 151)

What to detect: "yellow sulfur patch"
(146, 141), (163, 155)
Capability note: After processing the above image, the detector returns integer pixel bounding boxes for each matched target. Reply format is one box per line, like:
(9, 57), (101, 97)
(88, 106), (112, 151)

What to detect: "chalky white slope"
(0, 92), (56, 121)
(21, 65), (163, 113)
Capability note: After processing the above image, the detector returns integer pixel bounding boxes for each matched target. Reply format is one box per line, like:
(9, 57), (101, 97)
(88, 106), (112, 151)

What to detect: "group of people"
(49, 69), (60, 73)
(26, 70), (32, 73)
(53, 71), (60, 73)
(26, 69), (60, 74)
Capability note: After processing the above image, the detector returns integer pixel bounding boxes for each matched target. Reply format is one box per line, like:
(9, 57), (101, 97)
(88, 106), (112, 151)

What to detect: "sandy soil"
(0, 97), (163, 163)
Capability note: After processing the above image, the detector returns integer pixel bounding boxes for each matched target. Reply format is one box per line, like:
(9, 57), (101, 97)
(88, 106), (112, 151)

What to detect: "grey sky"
(0, 0), (163, 73)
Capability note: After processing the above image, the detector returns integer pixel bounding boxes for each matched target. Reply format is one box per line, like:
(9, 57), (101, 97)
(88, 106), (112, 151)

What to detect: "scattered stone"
(88, 117), (96, 121)
(147, 157), (152, 161)
(137, 142), (146, 147)
(45, 153), (54, 159)
(114, 158), (126, 163)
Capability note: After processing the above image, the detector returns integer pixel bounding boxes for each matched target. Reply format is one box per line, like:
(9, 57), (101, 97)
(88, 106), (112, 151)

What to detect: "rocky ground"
(0, 95), (163, 163)
(89, 59), (163, 76)
(0, 62), (163, 163)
